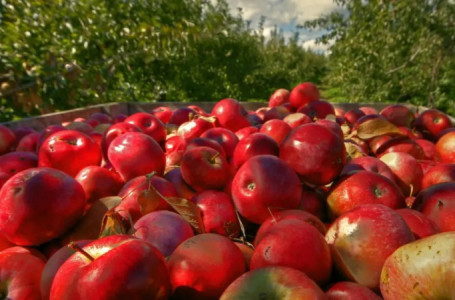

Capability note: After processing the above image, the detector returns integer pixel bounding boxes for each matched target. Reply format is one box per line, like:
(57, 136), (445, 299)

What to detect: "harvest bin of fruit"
(0, 83), (455, 299)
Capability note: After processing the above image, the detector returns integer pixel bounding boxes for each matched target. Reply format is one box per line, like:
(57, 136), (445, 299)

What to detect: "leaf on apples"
(344, 141), (366, 159)
(61, 196), (122, 243)
(355, 118), (405, 140)
(99, 208), (129, 238)
(164, 197), (206, 234)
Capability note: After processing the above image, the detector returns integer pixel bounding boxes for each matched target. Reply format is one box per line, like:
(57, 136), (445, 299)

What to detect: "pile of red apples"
(1, 82), (455, 299)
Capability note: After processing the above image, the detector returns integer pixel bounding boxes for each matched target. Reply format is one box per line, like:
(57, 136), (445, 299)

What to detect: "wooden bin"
(1, 102), (439, 130)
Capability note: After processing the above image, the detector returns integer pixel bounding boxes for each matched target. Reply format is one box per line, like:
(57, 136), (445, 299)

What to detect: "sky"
(224, 0), (344, 52)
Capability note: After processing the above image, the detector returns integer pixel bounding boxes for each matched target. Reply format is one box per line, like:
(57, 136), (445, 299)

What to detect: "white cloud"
(302, 39), (333, 54)
(226, 0), (340, 28)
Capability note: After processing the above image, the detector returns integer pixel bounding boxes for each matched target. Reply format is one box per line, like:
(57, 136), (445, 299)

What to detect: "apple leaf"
(344, 141), (367, 159)
(164, 197), (206, 234)
(355, 118), (405, 140)
(99, 208), (129, 238)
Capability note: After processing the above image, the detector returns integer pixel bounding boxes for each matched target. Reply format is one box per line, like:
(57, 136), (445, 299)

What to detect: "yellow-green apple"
(220, 266), (326, 300)
(325, 204), (414, 290)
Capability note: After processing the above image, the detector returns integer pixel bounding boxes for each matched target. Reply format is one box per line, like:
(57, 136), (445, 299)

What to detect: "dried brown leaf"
(356, 118), (405, 140)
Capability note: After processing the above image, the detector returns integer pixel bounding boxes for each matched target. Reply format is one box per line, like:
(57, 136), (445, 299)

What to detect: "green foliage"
(305, 0), (455, 115)
(0, 0), (326, 121)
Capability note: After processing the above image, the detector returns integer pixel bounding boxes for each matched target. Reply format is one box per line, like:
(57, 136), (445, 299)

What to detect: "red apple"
(259, 119), (292, 145)
(125, 112), (166, 144)
(327, 170), (405, 219)
(297, 99), (335, 120)
(289, 82), (320, 108)
(396, 208), (440, 239)
(326, 281), (382, 299)
(422, 163), (455, 189)
(177, 115), (215, 142)
(0, 167), (86, 245)
(164, 135), (187, 154)
(268, 88), (290, 107)
(235, 126), (259, 140)
(359, 106), (378, 115)
(0, 125), (15, 155)
(299, 185), (328, 220)
(341, 156), (395, 182)
(344, 108), (365, 126)
(115, 174), (178, 222)
(380, 152), (423, 196)
(108, 132), (165, 181)
(75, 165), (124, 205)
(232, 155), (302, 224)
(220, 266), (326, 300)
(283, 112), (312, 128)
(0, 246), (46, 300)
(40, 240), (92, 300)
(16, 132), (41, 153)
(436, 131), (455, 163)
(186, 137), (226, 158)
(168, 233), (246, 300)
(253, 209), (327, 245)
(192, 190), (240, 237)
(50, 235), (170, 300)
(211, 98), (251, 132)
(38, 130), (102, 177)
(151, 106), (173, 124)
(169, 107), (197, 126)
(375, 137), (425, 160)
(413, 182), (455, 232)
(415, 138), (438, 161)
(326, 204), (414, 290)
(231, 133), (279, 171)
(180, 146), (230, 192)
(163, 168), (196, 200)
(250, 219), (332, 285)
(414, 109), (453, 140)
(380, 104), (415, 127)
(280, 123), (346, 186)
(200, 127), (239, 159)
(0, 151), (38, 176)
(134, 210), (194, 257)
(101, 122), (143, 158)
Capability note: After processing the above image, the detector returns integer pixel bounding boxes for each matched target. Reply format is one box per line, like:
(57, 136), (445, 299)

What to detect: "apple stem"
(209, 152), (220, 163)
(409, 184), (414, 198)
(68, 241), (94, 261)
(267, 207), (277, 224)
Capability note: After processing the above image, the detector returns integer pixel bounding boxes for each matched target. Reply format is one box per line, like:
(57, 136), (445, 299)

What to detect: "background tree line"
(0, 0), (454, 122)
(0, 0), (326, 121)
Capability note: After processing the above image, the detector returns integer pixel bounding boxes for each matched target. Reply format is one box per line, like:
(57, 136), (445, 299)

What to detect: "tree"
(305, 0), (455, 114)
